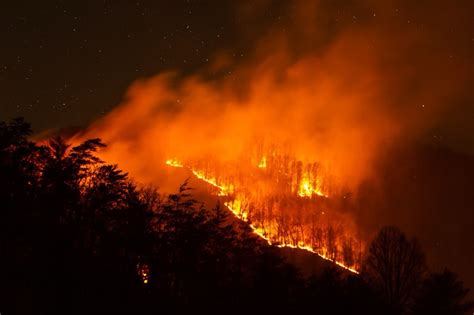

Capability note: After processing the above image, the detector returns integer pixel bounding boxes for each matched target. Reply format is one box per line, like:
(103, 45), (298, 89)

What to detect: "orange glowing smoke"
(71, 0), (469, 274)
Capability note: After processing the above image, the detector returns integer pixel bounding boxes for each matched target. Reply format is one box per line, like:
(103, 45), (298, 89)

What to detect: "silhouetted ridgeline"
(0, 118), (472, 315)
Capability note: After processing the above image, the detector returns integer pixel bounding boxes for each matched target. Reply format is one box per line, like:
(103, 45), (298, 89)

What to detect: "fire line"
(165, 159), (359, 274)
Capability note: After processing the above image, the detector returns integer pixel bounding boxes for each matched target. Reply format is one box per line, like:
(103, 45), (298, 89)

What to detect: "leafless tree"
(362, 226), (427, 313)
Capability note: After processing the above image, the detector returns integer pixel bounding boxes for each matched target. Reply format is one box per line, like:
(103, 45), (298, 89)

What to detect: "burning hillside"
(165, 145), (361, 272)
(71, 49), (390, 272)
(70, 0), (469, 277)
(3, 0), (474, 313)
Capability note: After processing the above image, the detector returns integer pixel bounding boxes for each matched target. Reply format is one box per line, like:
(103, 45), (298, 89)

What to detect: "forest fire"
(67, 0), (468, 280)
(165, 153), (361, 273)
(70, 41), (390, 275)
(4, 0), (473, 312)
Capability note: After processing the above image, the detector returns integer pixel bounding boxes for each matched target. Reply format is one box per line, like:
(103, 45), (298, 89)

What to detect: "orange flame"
(166, 157), (360, 273)
(70, 0), (468, 276)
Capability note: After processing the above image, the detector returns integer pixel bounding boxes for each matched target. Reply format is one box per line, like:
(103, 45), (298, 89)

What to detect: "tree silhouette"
(362, 226), (427, 313)
(413, 269), (474, 315)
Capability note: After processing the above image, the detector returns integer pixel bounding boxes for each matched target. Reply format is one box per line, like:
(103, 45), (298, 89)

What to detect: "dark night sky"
(1, 1), (247, 131)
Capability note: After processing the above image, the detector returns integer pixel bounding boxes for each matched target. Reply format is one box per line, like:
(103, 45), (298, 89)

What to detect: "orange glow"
(297, 176), (327, 198)
(165, 159), (183, 168)
(138, 263), (150, 284)
(165, 157), (361, 273)
(64, 0), (473, 283)
(68, 0), (460, 277)
(71, 47), (378, 274)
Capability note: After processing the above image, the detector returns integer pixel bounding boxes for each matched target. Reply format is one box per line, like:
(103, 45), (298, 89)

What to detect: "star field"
(1, 1), (240, 131)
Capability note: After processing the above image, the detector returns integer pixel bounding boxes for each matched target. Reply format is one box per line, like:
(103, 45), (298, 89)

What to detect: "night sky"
(1, 1), (245, 131)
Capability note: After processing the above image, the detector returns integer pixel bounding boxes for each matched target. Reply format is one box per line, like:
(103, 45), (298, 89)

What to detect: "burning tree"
(165, 145), (363, 272)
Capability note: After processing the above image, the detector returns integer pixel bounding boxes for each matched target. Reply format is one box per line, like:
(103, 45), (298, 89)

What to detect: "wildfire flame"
(68, 0), (471, 282)
(165, 157), (360, 274)
(258, 156), (267, 169)
(138, 263), (150, 284)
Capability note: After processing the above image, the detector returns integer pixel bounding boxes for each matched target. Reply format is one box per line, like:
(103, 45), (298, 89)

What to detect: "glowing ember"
(165, 159), (183, 168)
(138, 263), (150, 284)
(298, 177), (328, 198)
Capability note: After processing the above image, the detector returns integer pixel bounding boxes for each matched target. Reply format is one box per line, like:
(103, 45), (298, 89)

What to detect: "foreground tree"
(362, 226), (427, 313)
(413, 269), (474, 315)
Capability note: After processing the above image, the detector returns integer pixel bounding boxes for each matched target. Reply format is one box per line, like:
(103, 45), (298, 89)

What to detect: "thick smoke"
(66, 0), (474, 291)
(76, 0), (470, 194)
